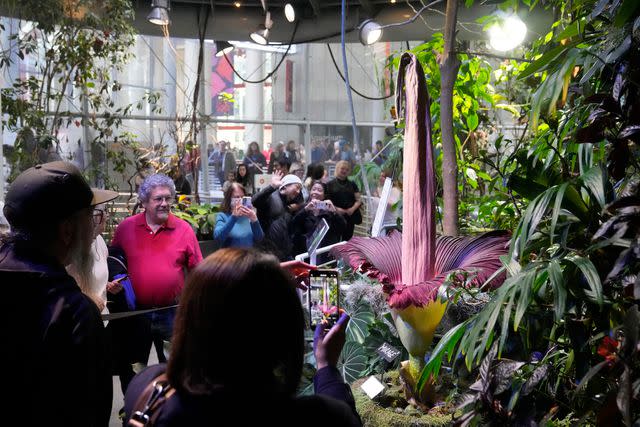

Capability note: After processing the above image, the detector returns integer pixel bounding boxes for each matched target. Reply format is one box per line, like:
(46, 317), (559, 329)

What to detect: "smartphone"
(307, 269), (340, 329)
(315, 201), (327, 210)
(242, 196), (253, 208)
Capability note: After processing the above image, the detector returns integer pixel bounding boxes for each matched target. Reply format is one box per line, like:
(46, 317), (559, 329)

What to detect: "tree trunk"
(439, 0), (461, 236)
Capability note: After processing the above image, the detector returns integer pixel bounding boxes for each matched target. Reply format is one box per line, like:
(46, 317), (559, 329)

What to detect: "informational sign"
(254, 174), (272, 193)
(376, 342), (402, 363)
(371, 177), (393, 237)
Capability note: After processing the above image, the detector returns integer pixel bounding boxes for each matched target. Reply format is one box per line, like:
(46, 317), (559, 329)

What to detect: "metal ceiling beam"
(307, 0), (321, 17)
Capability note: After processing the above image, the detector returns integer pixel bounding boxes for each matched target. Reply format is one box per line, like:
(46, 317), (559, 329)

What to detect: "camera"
(241, 196), (253, 208)
(307, 269), (340, 328)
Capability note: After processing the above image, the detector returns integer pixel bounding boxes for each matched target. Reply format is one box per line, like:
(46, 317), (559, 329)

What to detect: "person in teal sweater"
(214, 182), (264, 248)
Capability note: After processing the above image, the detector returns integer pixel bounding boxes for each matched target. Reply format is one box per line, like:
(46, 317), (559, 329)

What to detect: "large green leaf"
(346, 302), (375, 345)
(548, 260), (566, 322)
(565, 254), (603, 305)
(338, 341), (368, 384)
(417, 320), (468, 392)
(579, 165), (608, 210)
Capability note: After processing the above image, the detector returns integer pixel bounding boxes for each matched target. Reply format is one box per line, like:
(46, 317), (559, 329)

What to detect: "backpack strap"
(128, 373), (175, 426)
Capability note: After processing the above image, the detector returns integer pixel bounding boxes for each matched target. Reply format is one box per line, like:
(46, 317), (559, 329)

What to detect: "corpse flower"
(332, 53), (509, 406)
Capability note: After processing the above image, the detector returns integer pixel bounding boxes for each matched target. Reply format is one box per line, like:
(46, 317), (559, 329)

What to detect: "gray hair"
(138, 174), (176, 203)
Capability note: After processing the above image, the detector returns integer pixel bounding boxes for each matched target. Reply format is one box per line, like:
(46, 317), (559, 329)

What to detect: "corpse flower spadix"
(332, 53), (509, 402)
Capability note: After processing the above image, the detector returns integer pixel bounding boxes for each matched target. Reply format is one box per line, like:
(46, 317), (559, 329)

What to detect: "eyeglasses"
(151, 196), (174, 204)
(93, 209), (105, 225)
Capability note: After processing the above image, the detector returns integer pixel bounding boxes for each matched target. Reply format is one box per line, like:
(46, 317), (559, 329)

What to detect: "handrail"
(294, 241), (347, 263)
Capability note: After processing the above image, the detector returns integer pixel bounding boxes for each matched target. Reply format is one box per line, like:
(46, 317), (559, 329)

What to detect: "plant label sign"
(360, 376), (385, 400)
(376, 342), (401, 363)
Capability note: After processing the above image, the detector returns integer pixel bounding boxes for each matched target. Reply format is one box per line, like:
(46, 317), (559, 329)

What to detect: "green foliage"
(172, 198), (219, 241)
(0, 0), (161, 183)
(414, 0), (640, 423)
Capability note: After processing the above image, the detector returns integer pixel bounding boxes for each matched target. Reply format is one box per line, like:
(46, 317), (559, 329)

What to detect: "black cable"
(326, 44), (393, 100)
(222, 20), (300, 84)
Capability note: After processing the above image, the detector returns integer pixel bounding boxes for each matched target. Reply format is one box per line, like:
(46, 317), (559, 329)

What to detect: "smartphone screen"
(307, 269), (340, 329)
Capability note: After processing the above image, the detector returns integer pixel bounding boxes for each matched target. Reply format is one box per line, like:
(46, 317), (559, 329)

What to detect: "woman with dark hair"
(235, 163), (253, 195)
(123, 249), (360, 426)
(292, 181), (347, 260)
(214, 183), (263, 249)
(304, 163), (325, 190)
(243, 141), (267, 178)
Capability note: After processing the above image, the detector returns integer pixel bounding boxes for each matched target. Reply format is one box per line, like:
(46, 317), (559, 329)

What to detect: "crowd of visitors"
(0, 134), (396, 424)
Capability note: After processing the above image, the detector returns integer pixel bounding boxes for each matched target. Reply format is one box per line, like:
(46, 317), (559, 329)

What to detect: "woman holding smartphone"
(291, 180), (347, 260)
(123, 249), (361, 426)
(214, 182), (264, 248)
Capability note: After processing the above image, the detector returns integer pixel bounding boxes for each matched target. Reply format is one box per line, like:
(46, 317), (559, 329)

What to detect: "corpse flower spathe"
(332, 53), (509, 405)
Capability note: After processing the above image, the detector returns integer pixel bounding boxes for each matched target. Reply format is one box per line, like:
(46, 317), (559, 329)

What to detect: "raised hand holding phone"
(314, 311), (349, 369)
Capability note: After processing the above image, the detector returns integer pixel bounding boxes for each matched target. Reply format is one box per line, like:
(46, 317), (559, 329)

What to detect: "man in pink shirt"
(112, 174), (202, 364)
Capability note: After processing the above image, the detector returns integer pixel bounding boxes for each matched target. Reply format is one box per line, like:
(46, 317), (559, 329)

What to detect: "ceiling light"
(359, 19), (382, 46)
(487, 12), (527, 51)
(284, 3), (296, 22)
(147, 0), (170, 26)
(250, 11), (273, 45)
(250, 28), (269, 45)
(234, 1), (241, 7)
(215, 41), (235, 57)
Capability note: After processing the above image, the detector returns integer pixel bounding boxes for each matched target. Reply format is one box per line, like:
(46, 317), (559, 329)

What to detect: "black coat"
(124, 364), (361, 426)
(291, 209), (347, 258)
(0, 242), (112, 426)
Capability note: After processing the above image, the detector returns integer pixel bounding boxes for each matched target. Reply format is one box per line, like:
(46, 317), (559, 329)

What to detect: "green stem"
(409, 354), (425, 382)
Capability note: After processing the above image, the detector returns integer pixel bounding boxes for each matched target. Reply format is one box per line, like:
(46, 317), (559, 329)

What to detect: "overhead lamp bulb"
(215, 41), (235, 57)
(147, 0), (171, 26)
(487, 12), (527, 51)
(358, 19), (383, 45)
(250, 11), (272, 45)
(284, 3), (296, 22)
(250, 28), (269, 45)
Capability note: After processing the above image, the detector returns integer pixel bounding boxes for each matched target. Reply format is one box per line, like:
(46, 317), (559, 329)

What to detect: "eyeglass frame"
(150, 195), (175, 204)
(92, 208), (106, 225)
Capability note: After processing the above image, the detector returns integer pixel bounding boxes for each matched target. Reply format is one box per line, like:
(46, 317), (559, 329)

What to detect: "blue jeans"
(139, 307), (176, 364)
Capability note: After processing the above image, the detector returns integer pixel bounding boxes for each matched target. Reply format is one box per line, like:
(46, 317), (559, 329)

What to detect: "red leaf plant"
(332, 53), (510, 406)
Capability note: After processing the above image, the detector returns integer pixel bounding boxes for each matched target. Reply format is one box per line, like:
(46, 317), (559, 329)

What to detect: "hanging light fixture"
(147, 0), (171, 26)
(215, 41), (235, 57)
(359, 19), (382, 45)
(487, 11), (527, 51)
(250, 11), (273, 45)
(284, 3), (296, 22)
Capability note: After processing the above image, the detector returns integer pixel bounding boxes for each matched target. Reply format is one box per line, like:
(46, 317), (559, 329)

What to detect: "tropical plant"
(172, 195), (219, 241)
(415, 0), (640, 424)
(332, 53), (510, 408)
(0, 0), (156, 184)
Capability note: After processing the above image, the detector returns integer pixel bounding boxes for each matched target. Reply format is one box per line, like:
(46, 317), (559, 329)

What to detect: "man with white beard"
(0, 161), (114, 426)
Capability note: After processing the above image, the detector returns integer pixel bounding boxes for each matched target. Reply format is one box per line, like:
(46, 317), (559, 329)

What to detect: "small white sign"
(360, 376), (385, 400)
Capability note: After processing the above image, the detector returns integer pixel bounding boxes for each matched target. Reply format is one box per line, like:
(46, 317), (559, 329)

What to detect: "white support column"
(199, 43), (212, 200)
(163, 36), (177, 121)
(244, 48), (264, 149)
(371, 98), (385, 150)
(303, 45), (311, 165)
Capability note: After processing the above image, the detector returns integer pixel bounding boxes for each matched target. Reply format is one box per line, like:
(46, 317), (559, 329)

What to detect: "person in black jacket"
(123, 249), (361, 426)
(291, 181), (347, 261)
(0, 161), (113, 426)
(252, 171), (302, 260)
